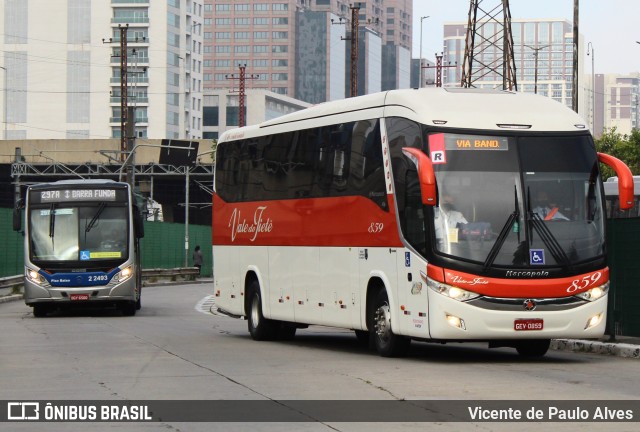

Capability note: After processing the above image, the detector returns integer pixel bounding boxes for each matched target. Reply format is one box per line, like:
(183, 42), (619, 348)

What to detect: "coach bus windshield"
(423, 132), (605, 268)
(29, 204), (128, 263)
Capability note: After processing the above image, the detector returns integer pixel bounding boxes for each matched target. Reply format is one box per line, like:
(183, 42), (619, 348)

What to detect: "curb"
(552, 339), (640, 359)
(0, 294), (23, 304)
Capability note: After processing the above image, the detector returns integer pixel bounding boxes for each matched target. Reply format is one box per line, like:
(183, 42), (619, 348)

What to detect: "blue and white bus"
(14, 180), (144, 317)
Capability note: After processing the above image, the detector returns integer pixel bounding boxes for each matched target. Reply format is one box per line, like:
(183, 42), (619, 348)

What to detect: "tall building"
(203, 0), (412, 103)
(0, 0), (203, 140)
(442, 19), (586, 117)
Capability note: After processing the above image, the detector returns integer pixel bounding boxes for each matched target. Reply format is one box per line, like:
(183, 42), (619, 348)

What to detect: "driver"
(532, 190), (569, 221)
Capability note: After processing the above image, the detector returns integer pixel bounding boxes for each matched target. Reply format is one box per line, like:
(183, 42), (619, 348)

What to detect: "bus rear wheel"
(516, 339), (550, 357)
(247, 281), (277, 341)
(370, 289), (410, 357)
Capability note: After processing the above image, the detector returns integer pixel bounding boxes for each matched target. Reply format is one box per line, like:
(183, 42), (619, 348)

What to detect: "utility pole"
(225, 64), (258, 128)
(332, 3), (361, 97)
(0, 66), (7, 139)
(587, 42), (595, 130)
(423, 53), (457, 87)
(572, 0), (579, 112)
(103, 25), (138, 189)
(524, 44), (549, 94)
(118, 25), (129, 162)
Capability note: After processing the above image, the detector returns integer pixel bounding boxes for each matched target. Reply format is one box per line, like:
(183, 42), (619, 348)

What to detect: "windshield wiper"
(483, 185), (520, 272)
(85, 202), (107, 233)
(525, 188), (572, 269)
(48, 203), (56, 238)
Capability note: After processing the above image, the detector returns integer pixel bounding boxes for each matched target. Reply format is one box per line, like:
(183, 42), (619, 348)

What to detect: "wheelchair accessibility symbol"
(80, 250), (91, 261)
(530, 249), (545, 265)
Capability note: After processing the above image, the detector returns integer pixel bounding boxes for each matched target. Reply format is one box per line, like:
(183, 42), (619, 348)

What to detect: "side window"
(348, 119), (386, 210)
(385, 118), (425, 250)
(215, 141), (242, 202)
(262, 132), (294, 199)
(216, 118), (387, 208)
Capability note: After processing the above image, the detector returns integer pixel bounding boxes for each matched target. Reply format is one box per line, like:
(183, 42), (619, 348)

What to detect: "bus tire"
(370, 289), (410, 357)
(516, 339), (550, 357)
(247, 281), (277, 341)
(120, 301), (137, 316)
(33, 304), (49, 318)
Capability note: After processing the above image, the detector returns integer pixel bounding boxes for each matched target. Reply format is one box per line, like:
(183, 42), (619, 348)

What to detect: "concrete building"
(0, 0), (203, 141)
(202, 88), (311, 140)
(590, 73), (640, 138)
(442, 19), (587, 118)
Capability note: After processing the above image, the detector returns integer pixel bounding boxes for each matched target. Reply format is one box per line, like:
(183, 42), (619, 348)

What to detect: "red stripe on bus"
(427, 264), (608, 298)
(213, 194), (403, 247)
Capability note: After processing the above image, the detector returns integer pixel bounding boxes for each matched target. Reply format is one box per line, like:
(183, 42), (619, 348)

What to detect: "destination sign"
(31, 189), (120, 203)
(445, 134), (509, 151)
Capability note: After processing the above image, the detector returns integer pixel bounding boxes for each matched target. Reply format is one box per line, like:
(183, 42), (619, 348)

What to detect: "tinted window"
(215, 119), (386, 209)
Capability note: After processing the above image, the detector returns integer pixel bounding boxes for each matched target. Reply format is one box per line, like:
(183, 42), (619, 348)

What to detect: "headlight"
(26, 267), (45, 285)
(115, 266), (133, 283)
(427, 277), (481, 301)
(574, 282), (609, 301)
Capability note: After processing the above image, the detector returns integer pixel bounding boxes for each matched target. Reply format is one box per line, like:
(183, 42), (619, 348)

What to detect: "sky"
(412, 0), (640, 75)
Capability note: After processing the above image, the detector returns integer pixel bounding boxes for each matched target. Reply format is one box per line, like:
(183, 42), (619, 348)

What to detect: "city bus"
(212, 88), (634, 357)
(14, 179), (145, 317)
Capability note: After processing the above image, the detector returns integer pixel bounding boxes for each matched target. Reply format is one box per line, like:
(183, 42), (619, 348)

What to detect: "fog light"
(585, 313), (602, 330)
(446, 313), (466, 330)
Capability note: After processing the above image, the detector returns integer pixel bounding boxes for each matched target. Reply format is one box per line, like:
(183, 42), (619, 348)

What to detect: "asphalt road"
(1, 283), (639, 432)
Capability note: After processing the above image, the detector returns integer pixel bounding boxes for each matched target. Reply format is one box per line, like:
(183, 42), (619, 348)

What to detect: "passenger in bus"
(532, 190), (569, 220)
(434, 194), (469, 247)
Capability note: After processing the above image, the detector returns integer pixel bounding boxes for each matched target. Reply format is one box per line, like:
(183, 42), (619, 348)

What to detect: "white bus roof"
(219, 88), (589, 142)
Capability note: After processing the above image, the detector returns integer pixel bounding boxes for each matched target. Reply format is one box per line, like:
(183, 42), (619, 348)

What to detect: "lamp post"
(587, 42), (595, 131)
(0, 66), (6, 140)
(524, 44), (549, 94)
(419, 16), (430, 88)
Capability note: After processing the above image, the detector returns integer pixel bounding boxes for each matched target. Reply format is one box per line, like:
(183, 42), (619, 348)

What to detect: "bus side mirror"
(401, 147), (437, 206)
(12, 199), (23, 231)
(597, 152), (635, 210)
(134, 206), (145, 239)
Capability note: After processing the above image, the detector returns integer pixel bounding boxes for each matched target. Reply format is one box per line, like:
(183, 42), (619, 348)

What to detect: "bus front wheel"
(370, 289), (410, 357)
(120, 301), (137, 316)
(247, 281), (277, 341)
(33, 304), (50, 318)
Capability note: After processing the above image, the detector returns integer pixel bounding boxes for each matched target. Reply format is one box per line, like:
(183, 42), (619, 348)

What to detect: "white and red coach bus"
(212, 88), (634, 357)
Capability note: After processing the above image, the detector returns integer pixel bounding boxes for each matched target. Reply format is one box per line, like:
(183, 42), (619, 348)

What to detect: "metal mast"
(460, 0), (517, 91)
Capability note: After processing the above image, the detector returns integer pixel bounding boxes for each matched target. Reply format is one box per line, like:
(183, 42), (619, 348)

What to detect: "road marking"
(195, 295), (216, 315)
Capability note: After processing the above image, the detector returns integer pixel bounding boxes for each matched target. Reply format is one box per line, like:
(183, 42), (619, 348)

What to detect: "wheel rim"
(250, 294), (260, 328)
(374, 302), (392, 342)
